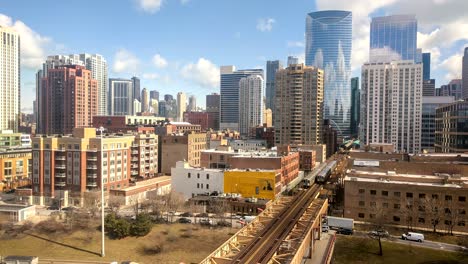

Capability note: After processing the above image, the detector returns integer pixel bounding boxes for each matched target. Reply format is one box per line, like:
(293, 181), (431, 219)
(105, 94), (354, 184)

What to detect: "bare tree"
(108, 195), (123, 214)
(162, 191), (185, 222)
(83, 191), (100, 218)
(402, 200), (419, 231)
(424, 196), (444, 233)
(368, 206), (387, 256)
(444, 199), (461, 235)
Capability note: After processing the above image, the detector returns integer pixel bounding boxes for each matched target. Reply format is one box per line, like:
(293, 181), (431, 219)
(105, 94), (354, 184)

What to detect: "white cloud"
(180, 58), (219, 89)
(181, 0), (190, 4)
(142, 73), (160, 80)
(113, 49), (140, 74)
(439, 52), (463, 81)
(152, 54), (168, 68)
(0, 14), (52, 69)
(256, 18), (275, 32)
(287, 41), (305, 48)
(136, 0), (163, 13)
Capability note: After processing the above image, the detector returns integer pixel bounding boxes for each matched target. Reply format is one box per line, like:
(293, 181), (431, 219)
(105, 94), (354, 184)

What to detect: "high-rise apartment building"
(188, 95), (197, 112)
(150, 90), (159, 101)
(421, 96), (454, 152)
(422, 52), (431, 80)
(423, 79), (436, 96)
(266, 60), (283, 114)
(0, 26), (20, 132)
(239, 75), (264, 136)
(164, 94), (173, 102)
(150, 99), (159, 115)
(80, 54), (108, 115)
(435, 99), (468, 153)
(462, 48), (468, 99)
(38, 65), (98, 134)
(108, 78), (134, 116)
(361, 61), (423, 153)
(133, 99), (141, 115)
(206, 93), (220, 130)
(287, 56), (299, 66)
(350, 77), (360, 137)
(177, 92), (187, 122)
(220, 66), (263, 131)
(141, 88), (149, 113)
(369, 15), (417, 62)
(132, 77), (141, 101)
(275, 64), (324, 146)
(306, 10), (352, 137)
(436, 79), (463, 100)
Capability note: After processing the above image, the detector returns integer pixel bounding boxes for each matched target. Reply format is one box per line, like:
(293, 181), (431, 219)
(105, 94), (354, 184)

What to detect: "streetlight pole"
(99, 126), (105, 258)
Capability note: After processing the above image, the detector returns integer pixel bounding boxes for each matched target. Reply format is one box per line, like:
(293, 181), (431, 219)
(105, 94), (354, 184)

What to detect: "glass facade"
(266, 60), (282, 113)
(435, 99), (468, 153)
(422, 53), (431, 80)
(421, 97), (454, 152)
(370, 15), (417, 62)
(306, 10), (352, 137)
(350, 77), (360, 137)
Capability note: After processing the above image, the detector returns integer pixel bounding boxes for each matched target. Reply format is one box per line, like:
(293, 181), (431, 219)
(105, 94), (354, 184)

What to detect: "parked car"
(217, 220), (232, 227)
(197, 213), (209, 218)
(47, 205), (59, 210)
(180, 212), (193, 217)
(336, 228), (353, 235)
(200, 218), (214, 226)
(178, 217), (192, 224)
(401, 232), (424, 242)
(322, 225), (329, 233)
(369, 230), (389, 237)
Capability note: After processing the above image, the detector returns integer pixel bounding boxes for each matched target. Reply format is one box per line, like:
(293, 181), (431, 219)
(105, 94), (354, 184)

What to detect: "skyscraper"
(422, 96), (454, 152)
(150, 90), (159, 101)
(266, 60), (283, 114)
(350, 77), (360, 137)
(108, 78), (134, 116)
(164, 94), (173, 102)
(423, 79), (436, 96)
(422, 52), (431, 80)
(287, 56), (299, 66)
(177, 92), (187, 121)
(141, 88), (149, 113)
(306, 10), (352, 138)
(239, 75), (264, 136)
(80, 54), (108, 115)
(462, 47), (468, 99)
(206, 93), (220, 130)
(361, 61), (422, 153)
(132, 77), (141, 101)
(369, 15), (417, 62)
(0, 26), (20, 132)
(275, 64), (324, 146)
(38, 65), (98, 134)
(436, 79), (463, 100)
(220, 66), (263, 131)
(188, 95), (197, 112)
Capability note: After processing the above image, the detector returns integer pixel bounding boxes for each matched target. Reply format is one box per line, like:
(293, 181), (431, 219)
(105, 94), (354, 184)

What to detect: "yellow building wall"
(224, 171), (277, 200)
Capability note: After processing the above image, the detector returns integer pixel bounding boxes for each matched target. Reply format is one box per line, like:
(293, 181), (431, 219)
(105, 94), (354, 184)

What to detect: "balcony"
(131, 170), (139, 176)
(55, 172), (66, 178)
(55, 182), (66, 187)
(131, 157), (139, 162)
(132, 144), (138, 148)
(56, 148), (66, 152)
(86, 165), (98, 170)
(86, 182), (98, 188)
(132, 150), (139, 155)
(87, 173), (98, 178)
(87, 156), (98, 161)
(55, 156), (66, 161)
(87, 148), (98, 152)
(55, 164), (66, 169)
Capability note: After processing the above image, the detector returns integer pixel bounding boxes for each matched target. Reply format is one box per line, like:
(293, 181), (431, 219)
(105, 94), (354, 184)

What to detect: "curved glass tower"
(306, 10), (352, 138)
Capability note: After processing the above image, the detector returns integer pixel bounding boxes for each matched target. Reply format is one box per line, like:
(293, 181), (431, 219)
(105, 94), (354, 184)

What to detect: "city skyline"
(0, 1), (467, 113)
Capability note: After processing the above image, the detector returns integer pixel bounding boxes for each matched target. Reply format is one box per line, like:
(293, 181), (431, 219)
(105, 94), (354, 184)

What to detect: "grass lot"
(333, 236), (468, 264)
(0, 223), (235, 264)
(355, 223), (464, 245)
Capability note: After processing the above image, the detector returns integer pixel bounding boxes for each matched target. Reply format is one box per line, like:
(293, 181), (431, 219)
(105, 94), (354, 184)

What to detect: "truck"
(240, 215), (256, 223)
(326, 216), (354, 230)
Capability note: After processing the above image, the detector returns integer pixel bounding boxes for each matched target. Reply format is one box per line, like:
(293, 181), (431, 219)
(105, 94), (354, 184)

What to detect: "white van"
(401, 232), (424, 242)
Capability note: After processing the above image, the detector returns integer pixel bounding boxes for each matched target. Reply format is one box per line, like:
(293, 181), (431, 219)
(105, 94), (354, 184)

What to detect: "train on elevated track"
(302, 160), (337, 187)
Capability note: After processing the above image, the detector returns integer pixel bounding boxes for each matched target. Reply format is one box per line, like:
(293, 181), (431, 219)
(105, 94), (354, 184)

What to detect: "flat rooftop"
(344, 175), (466, 188)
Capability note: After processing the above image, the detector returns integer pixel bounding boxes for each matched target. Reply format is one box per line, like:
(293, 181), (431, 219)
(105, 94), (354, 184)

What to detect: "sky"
(1, 0), (467, 113)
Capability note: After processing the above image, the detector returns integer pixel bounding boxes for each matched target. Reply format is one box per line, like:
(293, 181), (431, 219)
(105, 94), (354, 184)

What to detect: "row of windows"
(359, 189), (466, 202)
(357, 213), (466, 226)
(196, 183), (209, 189)
(188, 172), (210, 179)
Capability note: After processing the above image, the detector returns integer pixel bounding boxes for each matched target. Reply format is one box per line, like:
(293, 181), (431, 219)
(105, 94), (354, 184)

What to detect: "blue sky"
(1, 0), (467, 113)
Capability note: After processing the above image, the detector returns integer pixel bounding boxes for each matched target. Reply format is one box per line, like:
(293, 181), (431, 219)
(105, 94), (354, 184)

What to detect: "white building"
(171, 161), (224, 199)
(133, 99), (141, 115)
(188, 95), (197, 111)
(0, 26), (20, 132)
(361, 61), (423, 153)
(177, 92), (187, 122)
(229, 139), (267, 152)
(108, 78), (134, 116)
(239, 75), (263, 136)
(79, 54), (108, 116)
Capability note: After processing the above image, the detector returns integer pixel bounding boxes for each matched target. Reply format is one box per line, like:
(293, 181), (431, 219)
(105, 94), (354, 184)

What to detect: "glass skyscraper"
(369, 15), (417, 62)
(306, 10), (352, 137)
(422, 52), (431, 80)
(266, 60), (283, 113)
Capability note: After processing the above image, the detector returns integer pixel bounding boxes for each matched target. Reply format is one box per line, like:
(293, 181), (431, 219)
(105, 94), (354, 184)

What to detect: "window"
(359, 201), (365, 206)
(358, 213), (365, 218)
(197, 173), (200, 179)
(459, 196), (466, 202)
(383, 203), (389, 208)
(358, 189), (365, 194)
(432, 194), (439, 199)
(444, 220), (452, 226)
(459, 209), (466, 215)
(382, 191), (388, 196)
(406, 193), (413, 198)
(394, 204), (401, 209)
(445, 195), (452, 201)
(394, 192), (401, 197)
(419, 193), (426, 199)
(206, 184), (209, 189)
(445, 208), (451, 214)
(458, 221), (466, 227)
(393, 216), (400, 222)
(370, 190), (377, 195)
(188, 173), (191, 179)
(370, 202), (376, 207)
(197, 183), (199, 188)
(418, 205), (426, 212)
(206, 174), (209, 180)
(418, 218), (425, 223)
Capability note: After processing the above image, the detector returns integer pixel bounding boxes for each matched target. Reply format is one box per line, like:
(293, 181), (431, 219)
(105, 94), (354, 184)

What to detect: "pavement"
(354, 230), (466, 252)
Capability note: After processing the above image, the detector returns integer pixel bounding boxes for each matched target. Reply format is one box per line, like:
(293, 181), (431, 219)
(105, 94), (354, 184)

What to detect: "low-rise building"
(0, 147), (32, 191)
(131, 131), (158, 180)
(255, 125), (275, 149)
(92, 115), (165, 133)
(224, 170), (281, 200)
(229, 139), (267, 152)
(0, 204), (36, 222)
(110, 176), (171, 206)
(160, 132), (207, 174)
(171, 161), (224, 199)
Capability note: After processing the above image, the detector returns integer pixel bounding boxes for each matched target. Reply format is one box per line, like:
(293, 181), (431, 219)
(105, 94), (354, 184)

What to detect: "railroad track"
(230, 184), (321, 264)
